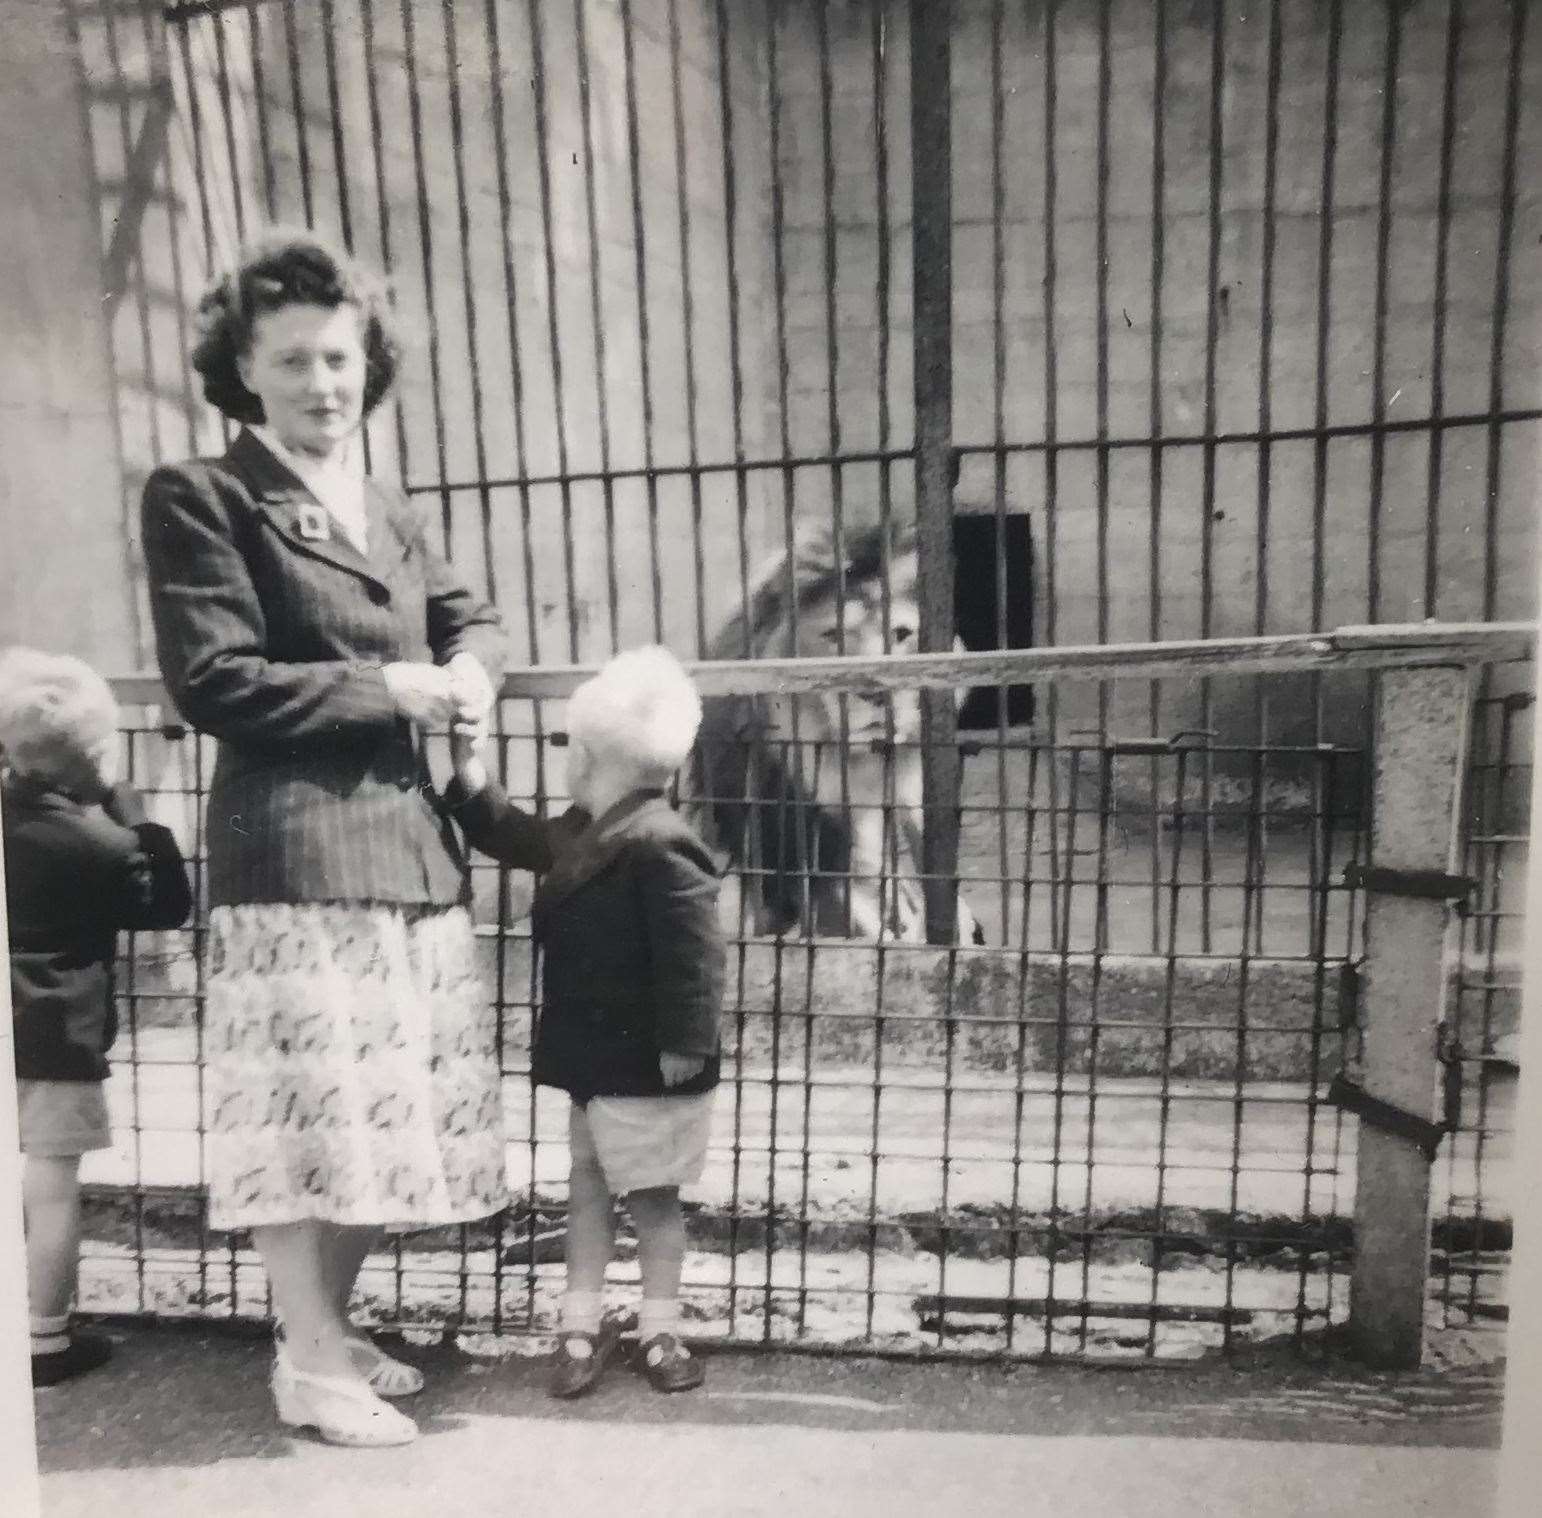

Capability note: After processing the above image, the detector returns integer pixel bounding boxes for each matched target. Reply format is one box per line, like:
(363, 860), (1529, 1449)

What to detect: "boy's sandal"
(32, 1331), (113, 1388)
(637, 1332), (704, 1394)
(549, 1316), (624, 1400)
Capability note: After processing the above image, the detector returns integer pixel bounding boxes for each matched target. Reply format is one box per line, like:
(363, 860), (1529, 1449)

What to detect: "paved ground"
(31, 1321), (1505, 1518)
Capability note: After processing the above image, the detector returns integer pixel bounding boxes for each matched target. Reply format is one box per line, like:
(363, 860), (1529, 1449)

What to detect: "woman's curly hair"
(190, 228), (400, 425)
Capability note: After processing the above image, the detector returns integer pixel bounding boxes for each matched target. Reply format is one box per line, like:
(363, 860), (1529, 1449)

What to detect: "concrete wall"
(767, 0), (1542, 752)
(0, 0), (138, 667)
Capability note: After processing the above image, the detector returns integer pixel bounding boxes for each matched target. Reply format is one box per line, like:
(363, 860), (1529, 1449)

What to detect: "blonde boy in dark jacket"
(1, 649), (193, 1385)
(448, 646), (723, 1398)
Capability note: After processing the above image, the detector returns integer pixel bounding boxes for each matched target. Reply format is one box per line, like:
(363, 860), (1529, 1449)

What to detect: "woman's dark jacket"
(4, 776), (193, 1081)
(448, 783), (725, 1102)
(140, 429), (505, 908)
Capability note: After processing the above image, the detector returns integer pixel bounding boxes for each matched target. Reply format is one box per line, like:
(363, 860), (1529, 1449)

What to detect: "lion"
(691, 519), (983, 945)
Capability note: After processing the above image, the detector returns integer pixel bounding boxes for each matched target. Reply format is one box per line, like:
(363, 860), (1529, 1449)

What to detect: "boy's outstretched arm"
(445, 730), (583, 871)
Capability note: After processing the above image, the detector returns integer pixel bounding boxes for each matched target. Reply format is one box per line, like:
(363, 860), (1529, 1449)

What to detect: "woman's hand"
(444, 652), (495, 728)
(382, 661), (456, 729)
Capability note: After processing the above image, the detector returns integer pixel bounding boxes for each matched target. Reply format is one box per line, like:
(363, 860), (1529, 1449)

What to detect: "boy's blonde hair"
(0, 647), (119, 782)
(567, 646), (702, 783)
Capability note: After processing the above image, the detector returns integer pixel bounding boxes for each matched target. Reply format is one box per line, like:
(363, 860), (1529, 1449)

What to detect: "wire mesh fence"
(76, 650), (1520, 1361)
(1433, 677), (1532, 1331)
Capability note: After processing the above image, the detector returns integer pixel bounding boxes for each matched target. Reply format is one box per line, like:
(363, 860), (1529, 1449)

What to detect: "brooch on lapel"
(296, 504), (332, 542)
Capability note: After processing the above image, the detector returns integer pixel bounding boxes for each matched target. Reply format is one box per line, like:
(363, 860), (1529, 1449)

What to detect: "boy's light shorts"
(16, 1079), (112, 1158)
(570, 1092), (714, 1195)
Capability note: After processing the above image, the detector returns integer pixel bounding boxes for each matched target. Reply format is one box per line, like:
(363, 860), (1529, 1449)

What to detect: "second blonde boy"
(449, 646), (723, 1397)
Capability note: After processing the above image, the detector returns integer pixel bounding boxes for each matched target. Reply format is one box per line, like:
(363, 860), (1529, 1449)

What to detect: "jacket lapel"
(366, 476), (415, 580)
(229, 429), (392, 593)
(536, 790), (670, 911)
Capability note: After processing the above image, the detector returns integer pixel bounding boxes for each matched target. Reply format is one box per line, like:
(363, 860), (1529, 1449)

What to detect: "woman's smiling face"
(238, 302), (367, 458)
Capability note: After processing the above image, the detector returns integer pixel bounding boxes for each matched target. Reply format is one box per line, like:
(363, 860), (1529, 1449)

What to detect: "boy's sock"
(638, 1299), (681, 1344)
(30, 1313), (71, 1357)
(560, 1292), (604, 1356)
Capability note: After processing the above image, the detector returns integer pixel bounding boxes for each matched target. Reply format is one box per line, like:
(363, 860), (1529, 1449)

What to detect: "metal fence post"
(1349, 664), (1477, 1368)
(910, 0), (960, 945)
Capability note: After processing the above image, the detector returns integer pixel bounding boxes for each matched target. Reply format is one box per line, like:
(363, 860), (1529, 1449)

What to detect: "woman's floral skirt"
(203, 902), (505, 1231)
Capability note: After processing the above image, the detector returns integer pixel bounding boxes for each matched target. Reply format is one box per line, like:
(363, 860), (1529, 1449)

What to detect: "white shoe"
(275, 1319), (425, 1399)
(346, 1336), (426, 1398)
(271, 1355), (418, 1447)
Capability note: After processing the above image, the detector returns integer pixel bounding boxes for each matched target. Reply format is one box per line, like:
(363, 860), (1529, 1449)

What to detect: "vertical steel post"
(1496, 662), (1542, 1518)
(910, 0), (958, 944)
(1349, 664), (1476, 1368)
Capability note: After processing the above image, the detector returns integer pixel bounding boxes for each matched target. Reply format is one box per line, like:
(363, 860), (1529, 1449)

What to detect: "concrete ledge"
(481, 942), (1348, 1081)
(127, 936), (1519, 1084)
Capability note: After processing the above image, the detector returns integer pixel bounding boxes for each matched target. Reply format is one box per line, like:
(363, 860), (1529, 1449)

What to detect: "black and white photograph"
(1, 1), (1539, 1514)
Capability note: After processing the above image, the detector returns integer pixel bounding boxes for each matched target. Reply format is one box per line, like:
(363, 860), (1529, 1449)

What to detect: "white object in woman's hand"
(444, 652), (494, 726)
(382, 662), (456, 729)
(450, 723), (490, 797)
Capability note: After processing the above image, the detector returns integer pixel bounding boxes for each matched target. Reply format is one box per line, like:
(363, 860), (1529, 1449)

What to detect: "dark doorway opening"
(953, 512), (1034, 729)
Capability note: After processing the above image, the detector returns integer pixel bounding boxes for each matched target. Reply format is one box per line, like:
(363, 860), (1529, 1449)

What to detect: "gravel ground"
(35, 1318), (1506, 1457)
(30, 1319), (1505, 1518)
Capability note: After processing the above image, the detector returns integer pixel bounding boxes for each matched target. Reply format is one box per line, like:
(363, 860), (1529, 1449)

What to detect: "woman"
(141, 229), (504, 1447)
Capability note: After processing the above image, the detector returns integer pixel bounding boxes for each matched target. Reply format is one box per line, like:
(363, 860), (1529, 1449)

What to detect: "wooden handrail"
(107, 621), (1535, 707)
